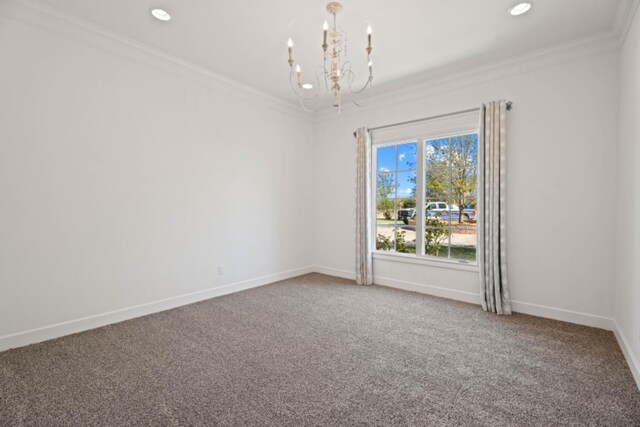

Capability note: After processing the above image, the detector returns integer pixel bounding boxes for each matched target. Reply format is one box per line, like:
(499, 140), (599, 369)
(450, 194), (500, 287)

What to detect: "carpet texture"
(1, 273), (639, 426)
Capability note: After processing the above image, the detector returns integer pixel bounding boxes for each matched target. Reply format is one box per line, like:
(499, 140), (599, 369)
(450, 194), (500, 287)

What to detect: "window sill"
(372, 251), (479, 272)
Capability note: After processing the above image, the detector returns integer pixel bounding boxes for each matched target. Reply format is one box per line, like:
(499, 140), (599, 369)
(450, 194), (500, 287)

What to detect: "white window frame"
(371, 115), (480, 270)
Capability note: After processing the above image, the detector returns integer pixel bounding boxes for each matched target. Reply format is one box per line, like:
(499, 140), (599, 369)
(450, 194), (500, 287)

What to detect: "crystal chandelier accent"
(287, 2), (374, 112)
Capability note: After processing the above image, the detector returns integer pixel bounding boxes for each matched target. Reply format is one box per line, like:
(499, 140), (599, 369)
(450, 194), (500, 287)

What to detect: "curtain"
(355, 127), (373, 285)
(478, 101), (512, 315)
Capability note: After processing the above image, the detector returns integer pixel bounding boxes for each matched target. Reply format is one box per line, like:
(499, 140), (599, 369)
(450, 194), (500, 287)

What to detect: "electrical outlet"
(218, 265), (224, 276)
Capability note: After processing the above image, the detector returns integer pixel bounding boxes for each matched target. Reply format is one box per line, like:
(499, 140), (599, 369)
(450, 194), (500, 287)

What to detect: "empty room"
(1, 0), (640, 425)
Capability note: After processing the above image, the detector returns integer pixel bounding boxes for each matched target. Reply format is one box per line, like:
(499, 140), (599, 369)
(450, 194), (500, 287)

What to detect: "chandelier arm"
(298, 96), (317, 113)
(340, 67), (374, 108)
(312, 70), (323, 97)
(349, 77), (373, 94)
(342, 67), (373, 95)
(320, 64), (331, 91)
(351, 82), (374, 108)
(289, 70), (320, 101)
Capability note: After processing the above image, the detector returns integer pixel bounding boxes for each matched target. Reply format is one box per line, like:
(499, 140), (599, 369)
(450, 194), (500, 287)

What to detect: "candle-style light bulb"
(287, 38), (294, 68)
(322, 21), (329, 52)
(295, 64), (302, 87)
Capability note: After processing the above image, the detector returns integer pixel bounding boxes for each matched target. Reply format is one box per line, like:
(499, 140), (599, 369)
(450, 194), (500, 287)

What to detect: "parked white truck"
(402, 202), (476, 224)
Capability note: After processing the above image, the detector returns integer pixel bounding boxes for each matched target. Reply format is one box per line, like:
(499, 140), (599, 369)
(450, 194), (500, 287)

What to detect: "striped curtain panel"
(355, 127), (373, 285)
(478, 101), (512, 315)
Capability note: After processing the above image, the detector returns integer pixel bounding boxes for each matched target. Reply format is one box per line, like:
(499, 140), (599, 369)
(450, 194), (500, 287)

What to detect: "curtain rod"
(352, 101), (513, 137)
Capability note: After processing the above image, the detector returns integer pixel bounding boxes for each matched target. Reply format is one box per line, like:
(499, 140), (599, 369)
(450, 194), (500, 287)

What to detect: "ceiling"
(34, 0), (627, 104)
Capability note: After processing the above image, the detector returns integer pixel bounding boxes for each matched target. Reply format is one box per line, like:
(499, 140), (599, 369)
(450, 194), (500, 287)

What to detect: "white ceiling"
(35, 0), (626, 103)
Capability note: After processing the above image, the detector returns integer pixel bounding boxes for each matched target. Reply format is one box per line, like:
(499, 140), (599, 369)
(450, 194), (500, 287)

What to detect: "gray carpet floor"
(1, 273), (639, 426)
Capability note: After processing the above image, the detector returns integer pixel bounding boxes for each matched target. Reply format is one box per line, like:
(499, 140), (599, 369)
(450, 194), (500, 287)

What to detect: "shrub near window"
(425, 219), (449, 256)
(377, 219), (449, 255)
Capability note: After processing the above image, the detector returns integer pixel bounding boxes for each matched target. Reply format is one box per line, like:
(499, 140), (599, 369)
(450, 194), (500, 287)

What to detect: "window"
(374, 141), (418, 254)
(372, 111), (479, 264)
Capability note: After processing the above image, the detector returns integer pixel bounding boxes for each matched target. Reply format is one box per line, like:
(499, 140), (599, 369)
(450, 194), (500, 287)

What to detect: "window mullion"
(416, 139), (425, 256)
(371, 147), (378, 252)
(447, 137), (453, 259)
(393, 146), (398, 252)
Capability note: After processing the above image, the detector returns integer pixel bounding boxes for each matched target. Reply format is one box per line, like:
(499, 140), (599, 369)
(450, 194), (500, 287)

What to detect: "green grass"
(451, 246), (477, 261)
(387, 244), (476, 262)
(432, 246), (477, 262)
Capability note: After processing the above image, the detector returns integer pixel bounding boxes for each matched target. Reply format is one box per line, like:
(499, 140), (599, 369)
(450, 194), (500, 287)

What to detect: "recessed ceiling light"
(302, 83), (313, 90)
(509, 2), (532, 16)
(151, 8), (171, 21)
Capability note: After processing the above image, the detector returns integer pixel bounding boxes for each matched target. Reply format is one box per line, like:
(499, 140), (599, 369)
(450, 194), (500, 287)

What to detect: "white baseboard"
(312, 266), (479, 308)
(613, 319), (640, 391)
(314, 266), (615, 331)
(313, 267), (480, 306)
(510, 300), (613, 330)
(313, 265), (356, 280)
(0, 266), (314, 352)
(372, 275), (482, 305)
(0, 263), (625, 367)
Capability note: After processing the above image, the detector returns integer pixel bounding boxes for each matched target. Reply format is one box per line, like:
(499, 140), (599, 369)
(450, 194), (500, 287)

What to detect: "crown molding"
(0, 0), (312, 122)
(314, 29), (621, 121)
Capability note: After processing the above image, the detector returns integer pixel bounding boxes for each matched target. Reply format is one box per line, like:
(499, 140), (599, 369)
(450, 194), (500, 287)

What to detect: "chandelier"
(286, 2), (374, 112)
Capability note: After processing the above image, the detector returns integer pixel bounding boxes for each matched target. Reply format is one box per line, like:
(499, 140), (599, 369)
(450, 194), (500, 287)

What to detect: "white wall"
(314, 49), (619, 328)
(615, 5), (640, 386)
(0, 13), (315, 344)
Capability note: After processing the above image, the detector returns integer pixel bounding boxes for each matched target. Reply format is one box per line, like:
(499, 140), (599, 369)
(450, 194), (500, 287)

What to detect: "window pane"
(447, 166), (477, 259)
(425, 138), (450, 166)
(397, 173), (417, 254)
(450, 219), (477, 262)
(449, 164), (477, 260)
(376, 146), (396, 252)
(377, 145), (395, 174)
(376, 222), (395, 251)
(396, 171), (416, 200)
(425, 222), (450, 258)
(375, 143), (417, 255)
(423, 134), (479, 262)
(450, 134), (478, 169)
(397, 142), (417, 171)
(450, 167), (478, 213)
(453, 189), (477, 261)
(376, 168), (396, 222)
(425, 164), (449, 205)
(395, 227), (417, 254)
(397, 199), (416, 222)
